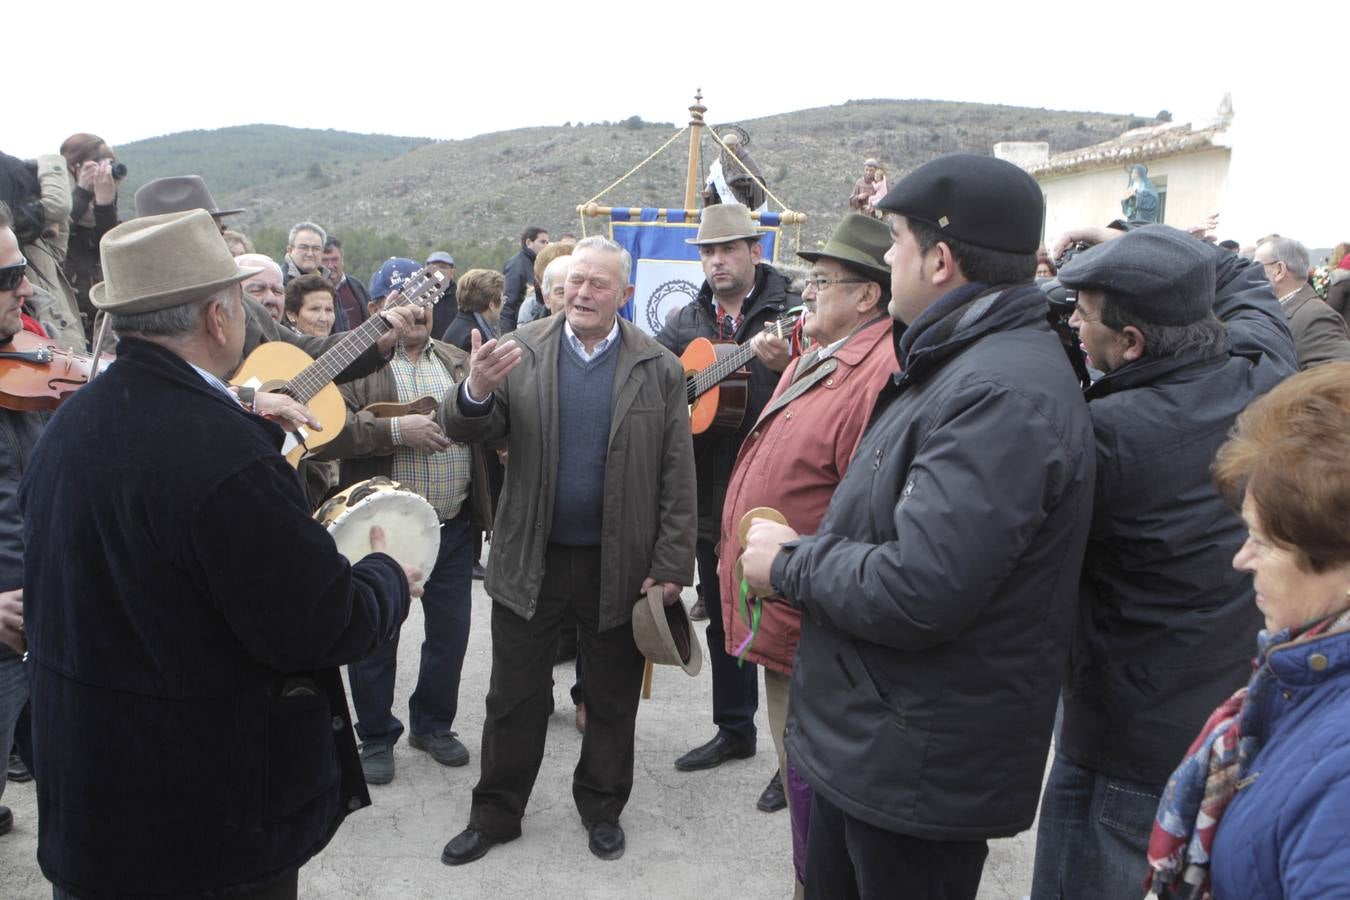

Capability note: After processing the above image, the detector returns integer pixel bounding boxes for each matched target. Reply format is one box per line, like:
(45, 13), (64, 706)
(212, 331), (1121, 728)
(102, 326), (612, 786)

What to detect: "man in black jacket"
(741, 155), (1095, 899)
(498, 225), (549, 333)
(19, 209), (422, 898)
(1028, 225), (1297, 900)
(655, 203), (796, 808)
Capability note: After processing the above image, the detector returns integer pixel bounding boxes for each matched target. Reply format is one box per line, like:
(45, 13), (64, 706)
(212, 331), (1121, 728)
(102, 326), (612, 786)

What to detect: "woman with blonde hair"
(1148, 362), (1350, 899)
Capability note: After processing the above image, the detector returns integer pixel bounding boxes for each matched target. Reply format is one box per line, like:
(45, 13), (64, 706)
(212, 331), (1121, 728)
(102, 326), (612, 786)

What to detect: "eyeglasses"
(802, 276), (866, 292)
(0, 257), (28, 292)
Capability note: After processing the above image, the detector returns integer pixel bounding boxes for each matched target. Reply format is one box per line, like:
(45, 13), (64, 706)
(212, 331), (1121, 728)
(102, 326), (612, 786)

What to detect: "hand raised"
(466, 328), (523, 401)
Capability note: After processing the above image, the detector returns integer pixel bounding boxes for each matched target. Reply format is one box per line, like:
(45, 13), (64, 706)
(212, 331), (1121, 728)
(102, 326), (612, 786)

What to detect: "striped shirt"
(387, 343), (472, 520)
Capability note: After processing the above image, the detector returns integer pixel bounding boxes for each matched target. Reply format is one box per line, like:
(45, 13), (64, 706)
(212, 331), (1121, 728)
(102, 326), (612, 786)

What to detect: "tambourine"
(734, 506), (788, 599)
(315, 476), (440, 576)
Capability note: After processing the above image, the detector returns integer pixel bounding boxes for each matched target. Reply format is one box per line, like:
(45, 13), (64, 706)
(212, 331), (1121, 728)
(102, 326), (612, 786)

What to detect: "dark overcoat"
(19, 337), (410, 897)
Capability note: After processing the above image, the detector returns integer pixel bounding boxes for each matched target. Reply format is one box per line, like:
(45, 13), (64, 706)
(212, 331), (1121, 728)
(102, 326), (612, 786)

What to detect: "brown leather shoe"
(575, 703), (587, 734)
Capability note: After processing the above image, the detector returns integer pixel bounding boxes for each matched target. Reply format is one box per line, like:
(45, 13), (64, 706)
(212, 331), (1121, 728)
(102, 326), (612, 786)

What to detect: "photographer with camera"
(1029, 224), (1298, 900)
(59, 133), (124, 341)
(0, 152), (85, 350)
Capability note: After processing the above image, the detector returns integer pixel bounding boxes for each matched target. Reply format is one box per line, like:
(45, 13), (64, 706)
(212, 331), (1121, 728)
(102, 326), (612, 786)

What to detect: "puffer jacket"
(1210, 625), (1350, 899)
(655, 263), (800, 542)
(775, 282), (1095, 840)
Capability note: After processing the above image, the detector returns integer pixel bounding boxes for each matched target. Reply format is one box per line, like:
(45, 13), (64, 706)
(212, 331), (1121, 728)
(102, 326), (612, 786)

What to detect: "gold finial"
(689, 89), (706, 124)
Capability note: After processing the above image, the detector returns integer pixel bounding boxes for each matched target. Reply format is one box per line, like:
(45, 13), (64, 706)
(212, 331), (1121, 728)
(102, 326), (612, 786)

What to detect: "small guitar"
(680, 309), (800, 436)
(231, 268), (445, 467)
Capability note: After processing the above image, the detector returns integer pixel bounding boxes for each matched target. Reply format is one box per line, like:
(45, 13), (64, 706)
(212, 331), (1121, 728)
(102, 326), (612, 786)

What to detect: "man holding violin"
(0, 200), (43, 840)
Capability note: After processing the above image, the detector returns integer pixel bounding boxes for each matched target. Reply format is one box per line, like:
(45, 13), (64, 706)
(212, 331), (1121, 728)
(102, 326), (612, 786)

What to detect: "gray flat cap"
(1058, 224), (1216, 326)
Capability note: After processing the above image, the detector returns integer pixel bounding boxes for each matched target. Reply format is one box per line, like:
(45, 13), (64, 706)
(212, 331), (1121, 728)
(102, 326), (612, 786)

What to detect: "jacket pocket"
(263, 690), (340, 822)
(836, 639), (906, 732)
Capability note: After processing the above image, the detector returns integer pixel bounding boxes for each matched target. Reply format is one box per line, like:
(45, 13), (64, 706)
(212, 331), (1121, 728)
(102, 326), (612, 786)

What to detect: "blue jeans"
(348, 510), (474, 745)
(0, 653), (26, 803)
(1030, 750), (1162, 900)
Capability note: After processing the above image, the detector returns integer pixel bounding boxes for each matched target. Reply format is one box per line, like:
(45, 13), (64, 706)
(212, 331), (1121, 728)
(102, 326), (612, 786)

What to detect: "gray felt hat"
(1058, 224), (1216, 326)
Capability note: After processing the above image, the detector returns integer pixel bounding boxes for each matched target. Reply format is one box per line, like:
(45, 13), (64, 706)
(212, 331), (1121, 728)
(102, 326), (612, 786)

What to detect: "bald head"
(236, 253), (285, 321)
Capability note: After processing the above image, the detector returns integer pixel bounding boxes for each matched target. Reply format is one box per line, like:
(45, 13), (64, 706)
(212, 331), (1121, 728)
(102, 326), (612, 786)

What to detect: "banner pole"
(683, 89), (706, 212)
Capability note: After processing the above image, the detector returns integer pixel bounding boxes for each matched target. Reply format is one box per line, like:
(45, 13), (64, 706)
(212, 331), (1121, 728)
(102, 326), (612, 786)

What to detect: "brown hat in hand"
(92, 209), (261, 314)
(632, 585), (703, 676)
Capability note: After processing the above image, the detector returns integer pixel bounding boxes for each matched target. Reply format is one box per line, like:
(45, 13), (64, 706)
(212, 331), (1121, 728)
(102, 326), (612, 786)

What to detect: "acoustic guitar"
(231, 268), (446, 467)
(680, 310), (800, 436)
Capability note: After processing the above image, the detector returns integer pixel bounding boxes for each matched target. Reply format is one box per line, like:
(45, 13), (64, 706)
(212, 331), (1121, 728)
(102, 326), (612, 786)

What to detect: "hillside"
(112, 101), (1141, 279)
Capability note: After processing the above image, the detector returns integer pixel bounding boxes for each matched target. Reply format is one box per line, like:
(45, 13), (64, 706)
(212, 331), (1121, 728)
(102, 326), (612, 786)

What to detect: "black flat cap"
(876, 154), (1044, 254)
(1057, 224), (1216, 326)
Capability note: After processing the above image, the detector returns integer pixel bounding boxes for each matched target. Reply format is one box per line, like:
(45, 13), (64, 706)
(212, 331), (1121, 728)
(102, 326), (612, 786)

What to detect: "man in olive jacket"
(439, 236), (695, 865)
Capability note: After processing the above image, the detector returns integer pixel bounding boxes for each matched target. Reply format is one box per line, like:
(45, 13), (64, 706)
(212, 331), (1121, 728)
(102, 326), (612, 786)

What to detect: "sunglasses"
(0, 257), (28, 292)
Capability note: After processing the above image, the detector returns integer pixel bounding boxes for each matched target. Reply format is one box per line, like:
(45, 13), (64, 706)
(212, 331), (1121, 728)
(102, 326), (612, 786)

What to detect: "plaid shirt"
(387, 342), (471, 520)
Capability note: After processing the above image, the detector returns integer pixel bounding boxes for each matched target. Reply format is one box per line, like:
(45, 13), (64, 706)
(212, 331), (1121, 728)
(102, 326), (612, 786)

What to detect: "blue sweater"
(549, 333), (619, 545)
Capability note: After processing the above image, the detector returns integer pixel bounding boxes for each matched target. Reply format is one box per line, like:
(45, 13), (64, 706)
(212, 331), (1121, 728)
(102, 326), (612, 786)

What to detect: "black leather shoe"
(586, 820), (625, 860)
(757, 769), (787, 812)
(674, 733), (756, 771)
(441, 828), (502, 866)
(0, 805), (12, 837)
(7, 753), (31, 784)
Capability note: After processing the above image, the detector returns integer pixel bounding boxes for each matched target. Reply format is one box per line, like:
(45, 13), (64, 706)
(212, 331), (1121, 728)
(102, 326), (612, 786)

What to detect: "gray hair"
(541, 254), (572, 294)
(112, 285), (239, 338)
(1261, 237), (1310, 280)
(288, 221), (327, 247)
(1101, 295), (1229, 362)
(573, 235), (632, 287)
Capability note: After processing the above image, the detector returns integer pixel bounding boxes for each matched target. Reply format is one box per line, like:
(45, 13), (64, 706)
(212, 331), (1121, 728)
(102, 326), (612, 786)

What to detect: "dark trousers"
(805, 792), (988, 900)
(348, 509), (474, 744)
(469, 543), (646, 839)
(698, 537), (757, 744)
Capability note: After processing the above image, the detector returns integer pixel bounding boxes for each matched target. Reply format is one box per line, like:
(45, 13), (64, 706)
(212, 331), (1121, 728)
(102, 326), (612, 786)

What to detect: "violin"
(0, 329), (114, 411)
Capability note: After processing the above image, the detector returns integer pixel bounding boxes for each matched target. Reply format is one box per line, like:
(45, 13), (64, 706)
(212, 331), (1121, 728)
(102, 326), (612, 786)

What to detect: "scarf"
(1146, 608), (1350, 899)
(895, 282), (995, 363)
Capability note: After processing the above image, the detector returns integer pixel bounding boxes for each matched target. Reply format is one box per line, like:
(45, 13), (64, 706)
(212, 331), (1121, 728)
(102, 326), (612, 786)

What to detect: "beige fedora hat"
(686, 203), (763, 246)
(632, 586), (703, 676)
(91, 210), (262, 314)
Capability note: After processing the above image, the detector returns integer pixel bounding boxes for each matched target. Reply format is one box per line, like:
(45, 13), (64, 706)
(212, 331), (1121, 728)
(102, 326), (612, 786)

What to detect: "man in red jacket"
(718, 213), (897, 896)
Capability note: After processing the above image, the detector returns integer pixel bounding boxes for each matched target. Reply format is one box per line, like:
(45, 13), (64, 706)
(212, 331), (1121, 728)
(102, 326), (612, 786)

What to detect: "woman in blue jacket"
(1148, 361), (1350, 899)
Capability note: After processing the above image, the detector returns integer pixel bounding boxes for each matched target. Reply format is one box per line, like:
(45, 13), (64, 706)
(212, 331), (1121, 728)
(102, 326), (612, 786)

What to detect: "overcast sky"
(11, 0), (1332, 157)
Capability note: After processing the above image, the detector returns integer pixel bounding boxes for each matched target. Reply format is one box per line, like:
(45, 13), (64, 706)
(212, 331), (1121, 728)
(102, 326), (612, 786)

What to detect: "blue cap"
(368, 257), (420, 301)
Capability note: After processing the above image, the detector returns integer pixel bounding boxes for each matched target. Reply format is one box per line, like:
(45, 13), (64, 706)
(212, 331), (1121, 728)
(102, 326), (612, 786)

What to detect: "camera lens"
(110, 161), (127, 180)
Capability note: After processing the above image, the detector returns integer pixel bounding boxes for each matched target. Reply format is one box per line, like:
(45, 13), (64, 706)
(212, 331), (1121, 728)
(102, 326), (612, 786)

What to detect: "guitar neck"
(284, 271), (441, 401)
(287, 314), (391, 402)
(687, 311), (798, 402)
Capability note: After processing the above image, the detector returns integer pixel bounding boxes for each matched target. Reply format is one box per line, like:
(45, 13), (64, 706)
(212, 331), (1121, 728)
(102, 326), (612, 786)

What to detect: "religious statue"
(1121, 163), (1161, 223)
(703, 127), (767, 212)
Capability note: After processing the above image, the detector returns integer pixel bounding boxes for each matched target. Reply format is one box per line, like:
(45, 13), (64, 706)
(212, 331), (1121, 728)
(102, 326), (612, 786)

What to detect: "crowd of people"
(1, 132), (1349, 900)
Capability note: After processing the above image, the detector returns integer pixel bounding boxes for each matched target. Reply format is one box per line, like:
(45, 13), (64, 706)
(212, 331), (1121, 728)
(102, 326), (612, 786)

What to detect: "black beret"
(875, 153), (1044, 254)
(1058, 224), (1216, 326)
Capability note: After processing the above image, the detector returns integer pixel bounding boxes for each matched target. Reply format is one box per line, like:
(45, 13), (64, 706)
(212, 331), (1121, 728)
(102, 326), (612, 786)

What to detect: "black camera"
(109, 161), (127, 180)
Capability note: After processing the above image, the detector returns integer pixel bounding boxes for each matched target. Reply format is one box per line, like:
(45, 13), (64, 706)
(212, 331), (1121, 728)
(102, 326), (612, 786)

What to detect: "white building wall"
(1038, 149), (1231, 246)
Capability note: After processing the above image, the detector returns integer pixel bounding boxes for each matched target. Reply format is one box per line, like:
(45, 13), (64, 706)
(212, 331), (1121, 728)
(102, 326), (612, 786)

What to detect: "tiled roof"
(1030, 119), (1230, 178)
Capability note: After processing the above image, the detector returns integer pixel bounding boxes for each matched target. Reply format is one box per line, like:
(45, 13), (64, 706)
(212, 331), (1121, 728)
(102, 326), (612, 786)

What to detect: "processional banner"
(608, 208), (781, 336)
